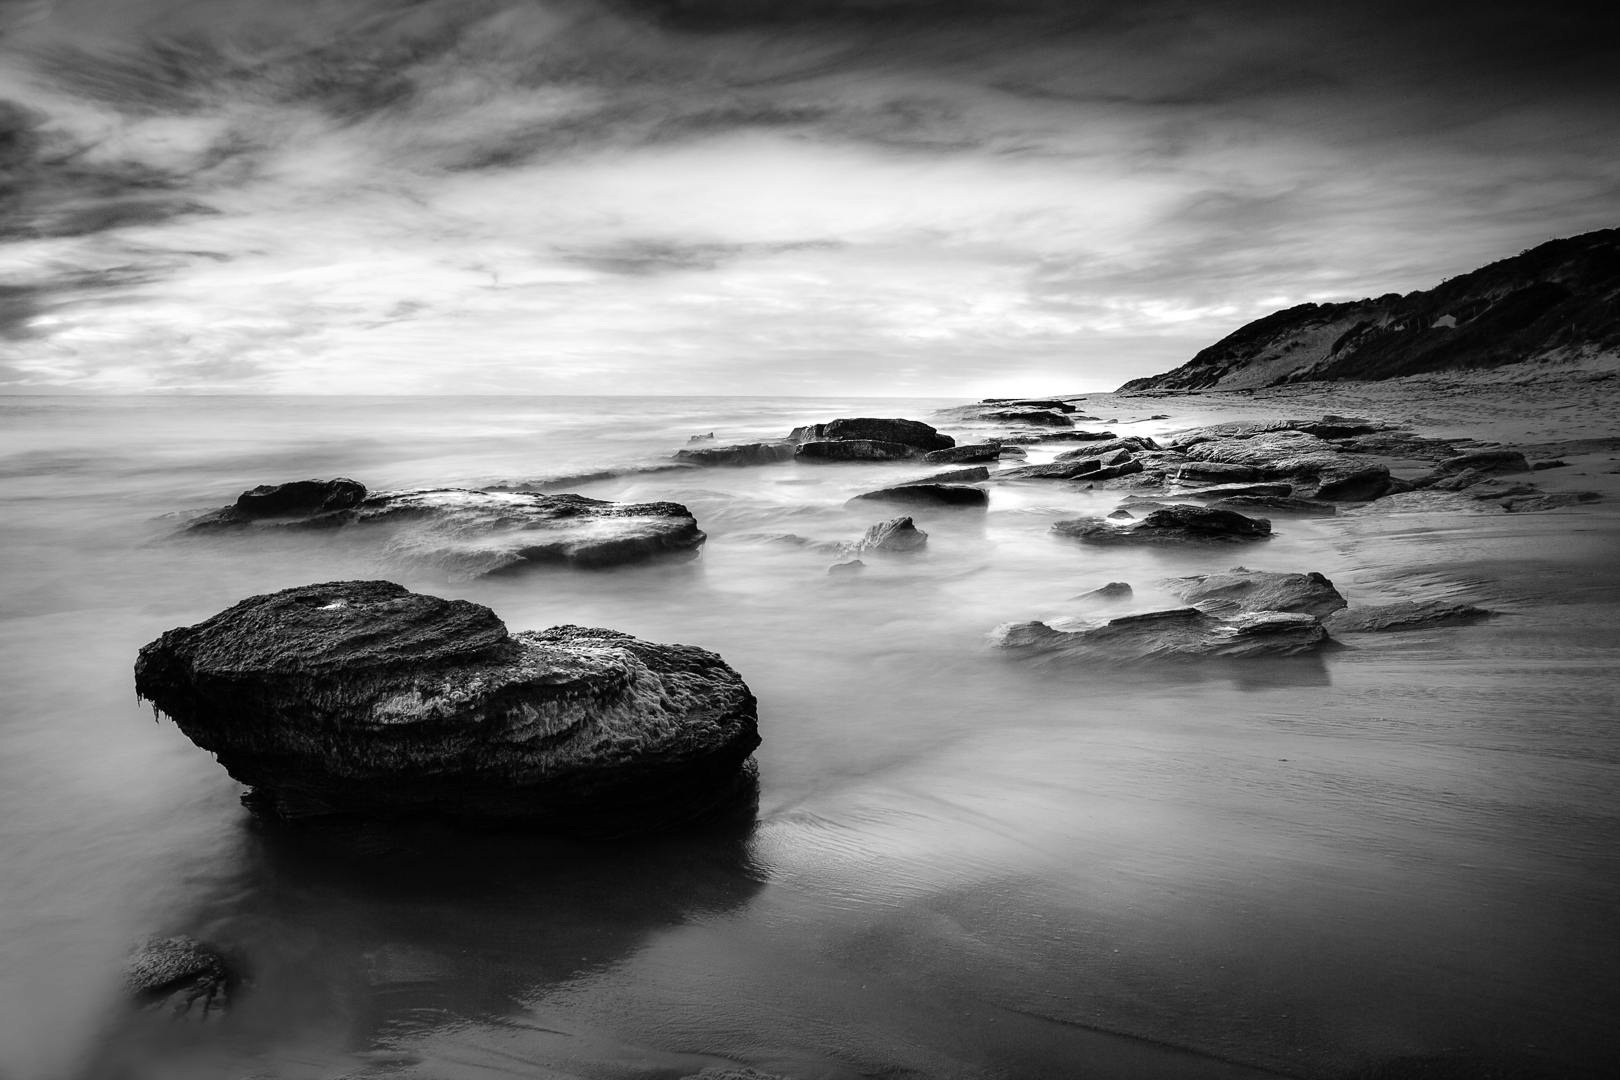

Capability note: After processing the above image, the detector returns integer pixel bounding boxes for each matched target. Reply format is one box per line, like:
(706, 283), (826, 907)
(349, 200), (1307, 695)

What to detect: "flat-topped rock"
(1437, 449), (1530, 476)
(991, 607), (1326, 662)
(1206, 495), (1338, 517)
(1173, 482), (1294, 500)
(190, 485), (706, 577)
(923, 443), (1003, 464)
(1180, 430), (1390, 500)
(1164, 567), (1347, 619)
(1053, 505), (1272, 544)
(674, 442), (795, 467)
(792, 418), (954, 452)
(904, 466), (991, 485)
(847, 484), (989, 508)
(133, 581), (761, 836)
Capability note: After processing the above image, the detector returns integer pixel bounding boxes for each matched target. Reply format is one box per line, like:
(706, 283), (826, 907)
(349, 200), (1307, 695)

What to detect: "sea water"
(1, 395), (1616, 1079)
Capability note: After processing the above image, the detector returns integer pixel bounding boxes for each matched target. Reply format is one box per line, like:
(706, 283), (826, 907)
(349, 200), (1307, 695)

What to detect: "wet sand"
(0, 374), (1617, 1080)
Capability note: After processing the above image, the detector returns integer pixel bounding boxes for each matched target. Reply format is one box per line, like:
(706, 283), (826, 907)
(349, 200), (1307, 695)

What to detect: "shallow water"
(1, 395), (1617, 1080)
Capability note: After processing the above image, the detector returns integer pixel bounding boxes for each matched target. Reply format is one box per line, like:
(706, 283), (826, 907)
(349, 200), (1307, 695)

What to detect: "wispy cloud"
(0, 0), (1615, 393)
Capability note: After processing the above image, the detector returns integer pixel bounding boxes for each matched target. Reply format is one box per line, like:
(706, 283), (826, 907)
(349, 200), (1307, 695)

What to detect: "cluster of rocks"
(185, 479), (706, 576)
(992, 567), (1497, 663)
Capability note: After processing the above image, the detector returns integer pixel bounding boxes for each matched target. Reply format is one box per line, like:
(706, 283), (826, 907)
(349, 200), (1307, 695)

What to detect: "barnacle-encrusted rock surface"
(133, 581), (760, 836)
(186, 484), (706, 576)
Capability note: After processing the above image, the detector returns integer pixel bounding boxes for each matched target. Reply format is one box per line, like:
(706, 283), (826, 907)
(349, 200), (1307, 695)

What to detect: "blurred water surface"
(1, 395), (1617, 1080)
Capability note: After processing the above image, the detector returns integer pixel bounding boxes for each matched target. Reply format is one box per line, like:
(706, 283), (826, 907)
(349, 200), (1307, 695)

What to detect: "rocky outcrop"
(848, 484), (989, 508)
(795, 439), (920, 462)
(133, 581), (761, 836)
(1178, 430), (1391, 500)
(673, 442), (795, 467)
(991, 607), (1326, 662)
(1164, 567), (1347, 619)
(186, 486), (706, 576)
(1119, 227), (1620, 389)
(1052, 437), (1156, 461)
(227, 478), (368, 519)
(124, 936), (233, 1018)
(1053, 505), (1272, 544)
(1075, 582), (1133, 601)
(1323, 600), (1494, 633)
(979, 408), (1072, 427)
(1001, 456), (1144, 482)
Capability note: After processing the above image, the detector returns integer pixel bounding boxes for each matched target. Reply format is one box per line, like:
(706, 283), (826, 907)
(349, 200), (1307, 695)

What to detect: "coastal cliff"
(1120, 228), (1620, 391)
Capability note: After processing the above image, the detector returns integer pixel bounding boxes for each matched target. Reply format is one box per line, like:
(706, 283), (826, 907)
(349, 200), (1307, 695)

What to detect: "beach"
(1, 369), (1617, 1080)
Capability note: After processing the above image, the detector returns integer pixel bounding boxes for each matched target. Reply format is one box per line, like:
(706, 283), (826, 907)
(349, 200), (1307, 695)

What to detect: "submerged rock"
(828, 559), (865, 575)
(1323, 600), (1493, 633)
(847, 484), (989, 508)
(922, 442), (1003, 464)
(133, 581), (761, 836)
(1437, 449), (1530, 476)
(1164, 567), (1348, 619)
(858, 516), (928, 553)
(124, 936), (233, 1018)
(1053, 505), (1272, 544)
(1501, 491), (1600, 512)
(991, 607), (1326, 662)
(674, 442), (795, 467)
(1075, 581), (1133, 601)
(188, 487), (706, 576)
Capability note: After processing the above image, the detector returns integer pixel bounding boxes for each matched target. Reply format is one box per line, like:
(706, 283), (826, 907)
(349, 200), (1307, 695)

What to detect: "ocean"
(1, 394), (1616, 1080)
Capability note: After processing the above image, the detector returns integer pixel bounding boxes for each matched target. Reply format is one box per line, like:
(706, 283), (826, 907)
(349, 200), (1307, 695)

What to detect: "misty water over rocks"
(2, 391), (1619, 1080)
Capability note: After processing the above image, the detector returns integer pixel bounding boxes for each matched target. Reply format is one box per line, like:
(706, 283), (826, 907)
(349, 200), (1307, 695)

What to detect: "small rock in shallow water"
(1053, 504), (1271, 544)
(828, 560), (865, 574)
(1107, 509), (1134, 520)
(1530, 459), (1568, 470)
(1164, 567), (1347, 619)
(133, 581), (761, 836)
(858, 516), (928, 553)
(124, 936), (232, 1018)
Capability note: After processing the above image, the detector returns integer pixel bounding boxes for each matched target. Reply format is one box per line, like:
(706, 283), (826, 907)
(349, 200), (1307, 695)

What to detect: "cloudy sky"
(0, 0), (1615, 395)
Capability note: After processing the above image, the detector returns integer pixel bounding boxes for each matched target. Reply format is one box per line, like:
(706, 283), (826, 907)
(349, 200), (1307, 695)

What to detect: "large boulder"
(792, 418), (954, 452)
(848, 484), (989, 508)
(795, 439), (920, 462)
(1323, 600), (1493, 633)
(673, 442), (795, 467)
(1164, 567), (1347, 619)
(990, 607), (1326, 662)
(1053, 505), (1272, 544)
(187, 487), (705, 576)
(133, 581), (761, 836)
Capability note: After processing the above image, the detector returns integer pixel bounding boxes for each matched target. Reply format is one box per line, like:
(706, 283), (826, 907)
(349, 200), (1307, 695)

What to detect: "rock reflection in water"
(79, 812), (767, 1077)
